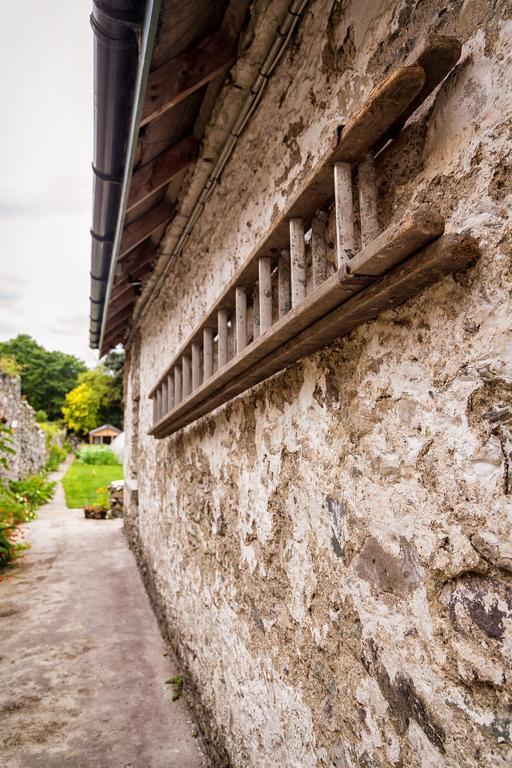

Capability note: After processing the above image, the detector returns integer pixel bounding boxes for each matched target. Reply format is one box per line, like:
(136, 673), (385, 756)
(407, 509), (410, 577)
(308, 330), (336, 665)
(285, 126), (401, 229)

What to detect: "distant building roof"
(88, 424), (122, 436)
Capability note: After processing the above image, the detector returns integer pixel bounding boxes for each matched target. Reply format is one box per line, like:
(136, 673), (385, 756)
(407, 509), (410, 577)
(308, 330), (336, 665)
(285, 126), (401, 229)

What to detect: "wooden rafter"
(127, 136), (199, 212)
(140, 29), (236, 127)
(101, 320), (128, 354)
(119, 201), (173, 258)
(110, 285), (138, 313)
(106, 298), (136, 330)
(111, 282), (133, 302)
(117, 241), (157, 277)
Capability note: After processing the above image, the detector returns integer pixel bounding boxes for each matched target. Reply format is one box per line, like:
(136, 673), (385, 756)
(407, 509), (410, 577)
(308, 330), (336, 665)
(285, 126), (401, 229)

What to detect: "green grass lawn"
(62, 461), (124, 508)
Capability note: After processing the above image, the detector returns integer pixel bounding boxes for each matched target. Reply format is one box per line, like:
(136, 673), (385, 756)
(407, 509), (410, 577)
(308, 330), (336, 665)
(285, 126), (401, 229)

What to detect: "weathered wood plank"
(277, 251), (292, 318)
(290, 218), (306, 306)
(358, 154), (379, 248)
(141, 29), (236, 127)
(334, 162), (355, 266)
(127, 136), (198, 212)
(235, 287), (247, 354)
(182, 355), (191, 398)
(166, 372), (174, 411)
(107, 288), (137, 319)
(311, 213), (329, 289)
(101, 317), (128, 353)
(150, 209), (450, 431)
(259, 258), (272, 333)
(253, 284), (260, 340)
(174, 364), (182, 404)
(377, 35), (462, 151)
(348, 206), (444, 276)
(203, 328), (214, 380)
(116, 240), (156, 276)
(153, 234), (479, 436)
(161, 379), (168, 416)
(119, 201), (173, 258)
(278, 251), (291, 318)
(218, 309), (228, 368)
(192, 343), (202, 391)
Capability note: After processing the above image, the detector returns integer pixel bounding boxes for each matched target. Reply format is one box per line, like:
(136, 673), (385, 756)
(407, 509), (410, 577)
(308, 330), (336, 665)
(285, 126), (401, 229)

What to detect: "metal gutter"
(98, 0), (161, 354)
(89, 0), (161, 351)
(126, 0), (309, 348)
(89, 0), (142, 349)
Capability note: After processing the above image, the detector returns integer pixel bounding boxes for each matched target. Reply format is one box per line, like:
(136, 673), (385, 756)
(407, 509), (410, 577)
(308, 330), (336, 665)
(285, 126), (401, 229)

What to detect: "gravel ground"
(0, 463), (208, 768)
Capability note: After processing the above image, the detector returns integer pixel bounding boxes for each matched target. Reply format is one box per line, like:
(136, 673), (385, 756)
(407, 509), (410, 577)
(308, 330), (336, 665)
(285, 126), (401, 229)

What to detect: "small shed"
(88, 424), (121, 445)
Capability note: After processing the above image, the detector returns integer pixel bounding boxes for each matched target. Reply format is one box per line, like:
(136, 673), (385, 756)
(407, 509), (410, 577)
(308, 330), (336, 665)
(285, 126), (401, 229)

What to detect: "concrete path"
(0, 463), (209, 768)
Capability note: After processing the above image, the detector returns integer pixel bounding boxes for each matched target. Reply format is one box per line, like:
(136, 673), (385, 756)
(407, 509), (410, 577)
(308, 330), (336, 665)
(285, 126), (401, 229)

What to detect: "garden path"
(0, 462), (208, 768)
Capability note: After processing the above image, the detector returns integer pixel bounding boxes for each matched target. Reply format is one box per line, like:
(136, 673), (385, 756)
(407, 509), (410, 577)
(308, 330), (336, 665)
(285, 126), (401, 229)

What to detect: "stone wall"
(124, 2), (512, 767)
(0, 373), (47, 481)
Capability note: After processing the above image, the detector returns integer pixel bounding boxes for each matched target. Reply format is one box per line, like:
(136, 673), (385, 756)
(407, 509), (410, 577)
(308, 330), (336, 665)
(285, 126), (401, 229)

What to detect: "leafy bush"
(0, 429), (14, 474)
(0, 422), (57, 567)
(39, 421), (69, 470)
(0, 523), (29, 567)
(0, 484), (30, 567)
(35, 409), (48, 423)
(9, 474), (56, 517)
(46, 444), (68, 471)
(0, 484), (26, 524)
(0, 355), (23, 377)
(0, 525), (16, 566)
(76, 445), (121, 466)
(40, 420), (64, 447)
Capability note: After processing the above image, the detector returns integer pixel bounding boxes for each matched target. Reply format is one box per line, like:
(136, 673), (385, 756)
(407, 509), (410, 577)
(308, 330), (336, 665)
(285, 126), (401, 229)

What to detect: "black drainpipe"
(89, 0), (142, 349)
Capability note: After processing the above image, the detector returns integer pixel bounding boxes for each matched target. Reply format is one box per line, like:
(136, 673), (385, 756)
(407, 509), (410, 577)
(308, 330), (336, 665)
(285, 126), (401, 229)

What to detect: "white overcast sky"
(0, 1), (98, 366)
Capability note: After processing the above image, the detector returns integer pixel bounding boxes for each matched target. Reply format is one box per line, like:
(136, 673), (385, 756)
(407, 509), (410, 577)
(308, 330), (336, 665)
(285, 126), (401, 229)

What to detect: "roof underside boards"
(97, 0), (245, 355)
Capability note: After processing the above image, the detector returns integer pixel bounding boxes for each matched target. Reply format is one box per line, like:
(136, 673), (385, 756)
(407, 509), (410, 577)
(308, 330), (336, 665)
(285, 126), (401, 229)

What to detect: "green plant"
(0, 483), (27, 567)
(0, 422), (14, 470)
(35, 409), (48, 423)
(9, 474), (56, 516)
(0, 427), (54, 567)
(76, 446), (121, 466)
(165, 675), (184, 701)
(40, 420), (64, 447)
(0, 524), (16, 566)
(0, 355), (23, 377)
(46, 444), (67, 471)
(0, 334), (87, 421)
(62, 363), (123, 436)
(0, 521), (31, 566)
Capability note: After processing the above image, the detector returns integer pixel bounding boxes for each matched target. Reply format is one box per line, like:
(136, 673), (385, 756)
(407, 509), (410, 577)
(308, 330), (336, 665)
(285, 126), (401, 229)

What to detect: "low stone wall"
(109, 480), (124, 518)
(0, 373), (47, 481)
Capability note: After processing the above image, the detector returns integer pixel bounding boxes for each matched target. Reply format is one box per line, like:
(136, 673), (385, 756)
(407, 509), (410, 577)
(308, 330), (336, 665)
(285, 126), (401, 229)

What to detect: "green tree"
(0, 335), (86, 420)
(101, 350), (124, 428)
(62, 382), (100, 435)
(62, 364), (123, 435)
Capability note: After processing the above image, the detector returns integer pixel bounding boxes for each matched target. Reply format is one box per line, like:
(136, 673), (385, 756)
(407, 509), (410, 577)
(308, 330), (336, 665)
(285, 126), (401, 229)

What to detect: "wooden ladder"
(149, 35), (479, 438)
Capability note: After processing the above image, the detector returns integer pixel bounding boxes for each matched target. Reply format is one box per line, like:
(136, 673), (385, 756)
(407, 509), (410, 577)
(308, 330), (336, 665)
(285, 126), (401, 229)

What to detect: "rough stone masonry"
(123, 1), (512, 766)
(0, 372), (47, 481)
